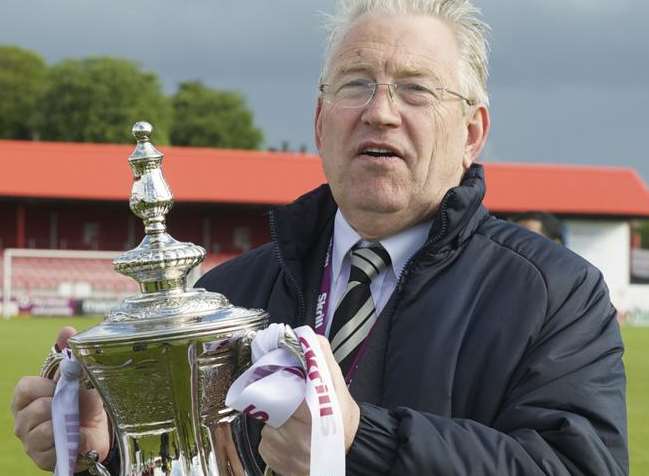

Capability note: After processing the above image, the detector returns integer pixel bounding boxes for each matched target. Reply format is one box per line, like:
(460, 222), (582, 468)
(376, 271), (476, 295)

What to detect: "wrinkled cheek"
(320, 153), (344, 187)
(429, 109), (452, 158)
(425, 112), (466, 184)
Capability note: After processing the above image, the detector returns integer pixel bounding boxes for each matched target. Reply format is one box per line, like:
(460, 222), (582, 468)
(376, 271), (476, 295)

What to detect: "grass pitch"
(1, 317), (647, 475)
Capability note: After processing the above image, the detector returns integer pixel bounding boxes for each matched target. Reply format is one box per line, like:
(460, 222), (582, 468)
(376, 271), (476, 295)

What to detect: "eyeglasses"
(319, 79), (476, 109)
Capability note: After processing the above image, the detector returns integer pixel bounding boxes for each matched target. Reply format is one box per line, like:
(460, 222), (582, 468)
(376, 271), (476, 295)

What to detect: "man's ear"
(463, 105), (490, 168)
(314, 97), (324, 151)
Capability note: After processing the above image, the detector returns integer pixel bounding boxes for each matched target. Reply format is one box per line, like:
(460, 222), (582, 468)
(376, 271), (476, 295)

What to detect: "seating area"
(0, 256), (138, 299)
(0, 252), (240, 302)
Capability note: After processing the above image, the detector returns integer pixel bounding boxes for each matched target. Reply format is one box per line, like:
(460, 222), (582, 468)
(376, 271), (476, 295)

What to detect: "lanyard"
(314, 235), (379, 386)
(314, 238), (334, 336)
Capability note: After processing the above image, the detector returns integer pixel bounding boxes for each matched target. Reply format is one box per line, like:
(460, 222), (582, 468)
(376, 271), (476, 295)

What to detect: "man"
(12, 0), (627, 474)
(512, 211), (565, 244)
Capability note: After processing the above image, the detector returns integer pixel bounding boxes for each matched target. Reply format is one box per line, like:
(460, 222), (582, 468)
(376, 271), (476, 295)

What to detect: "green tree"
(171, 81), (263, 149)
(0, 45), (47, 139)
(639, 220), (649, 248)
(39, 57), (171, 144)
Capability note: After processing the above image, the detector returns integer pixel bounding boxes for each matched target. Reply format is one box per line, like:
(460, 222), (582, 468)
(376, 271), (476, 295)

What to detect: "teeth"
(363, 148), (394, 155)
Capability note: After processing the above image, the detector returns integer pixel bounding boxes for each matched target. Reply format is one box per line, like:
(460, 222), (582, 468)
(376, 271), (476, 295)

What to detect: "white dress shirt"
(324, 209), (432, 337)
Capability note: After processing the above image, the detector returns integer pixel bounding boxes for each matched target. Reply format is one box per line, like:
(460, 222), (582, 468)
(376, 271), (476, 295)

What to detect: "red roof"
(483, 163), (649, 216)
(2, 140), (649, 217)
(0, 140), (322, 205)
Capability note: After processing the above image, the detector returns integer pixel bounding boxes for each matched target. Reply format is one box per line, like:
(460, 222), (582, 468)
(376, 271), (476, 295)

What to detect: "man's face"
(517, 219), (545, 237)
(315, 13), (487, 235)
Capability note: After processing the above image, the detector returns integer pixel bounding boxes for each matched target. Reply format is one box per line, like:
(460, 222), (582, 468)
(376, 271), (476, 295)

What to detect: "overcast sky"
(2, 0), (648, 182)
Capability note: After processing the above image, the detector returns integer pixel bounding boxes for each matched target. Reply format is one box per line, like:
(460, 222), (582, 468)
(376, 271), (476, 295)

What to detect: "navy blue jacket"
(197, 164), (628, 475)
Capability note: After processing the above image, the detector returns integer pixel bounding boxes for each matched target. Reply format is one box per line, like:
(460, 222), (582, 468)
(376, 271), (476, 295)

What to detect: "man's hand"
(259, 335), (360, 475)
(11, 327), (111, 472)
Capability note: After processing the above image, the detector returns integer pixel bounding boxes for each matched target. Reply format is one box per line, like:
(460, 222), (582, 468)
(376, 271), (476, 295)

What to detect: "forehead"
(328, 13), (460, 80)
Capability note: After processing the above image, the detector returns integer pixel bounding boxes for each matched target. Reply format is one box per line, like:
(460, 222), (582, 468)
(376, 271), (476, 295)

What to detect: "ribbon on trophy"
(226, 324), (346, 476)
(50, 349), (82, 476)
(48, 349), (109, 476)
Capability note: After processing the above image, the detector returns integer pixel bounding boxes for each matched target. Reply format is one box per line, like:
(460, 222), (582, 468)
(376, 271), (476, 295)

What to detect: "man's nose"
(361, 84), (402, 128)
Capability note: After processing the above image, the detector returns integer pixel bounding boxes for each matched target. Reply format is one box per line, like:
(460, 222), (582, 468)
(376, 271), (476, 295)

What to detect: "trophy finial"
(132, 121), (153, 141)
(113, 122), (206, 295)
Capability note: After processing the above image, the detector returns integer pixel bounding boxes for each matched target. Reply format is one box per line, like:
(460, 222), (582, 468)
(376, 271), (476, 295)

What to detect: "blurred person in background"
(513, 211), (565, 244)
(12, 0), (627, 474)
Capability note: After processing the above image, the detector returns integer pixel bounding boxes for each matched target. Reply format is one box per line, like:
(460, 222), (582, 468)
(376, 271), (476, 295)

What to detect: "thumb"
(55, 326), (78, 351)
(77, 426), (111, 472)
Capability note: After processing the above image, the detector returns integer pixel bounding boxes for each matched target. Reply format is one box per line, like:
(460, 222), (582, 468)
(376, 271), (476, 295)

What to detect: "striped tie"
(329, 244), (391, 375)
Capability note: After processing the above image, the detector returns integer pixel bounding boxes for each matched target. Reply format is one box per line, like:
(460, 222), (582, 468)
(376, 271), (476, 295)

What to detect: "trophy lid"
(113, 121), (205, 293)
(70, 122), (267, 346)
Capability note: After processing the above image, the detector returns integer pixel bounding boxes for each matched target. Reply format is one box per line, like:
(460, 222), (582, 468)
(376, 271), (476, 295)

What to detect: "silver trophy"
(41, 122), (302, 475)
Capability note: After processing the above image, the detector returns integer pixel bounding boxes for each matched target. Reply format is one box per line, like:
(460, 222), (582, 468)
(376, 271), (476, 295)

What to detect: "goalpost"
(2, 248), (129, 319)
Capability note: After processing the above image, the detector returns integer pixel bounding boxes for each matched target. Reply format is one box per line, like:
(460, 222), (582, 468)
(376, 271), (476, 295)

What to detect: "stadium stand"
(1, 140), (649, 317)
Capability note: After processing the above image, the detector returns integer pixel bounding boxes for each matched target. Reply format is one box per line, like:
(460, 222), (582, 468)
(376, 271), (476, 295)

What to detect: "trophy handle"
(40, 346), (95, 390)
(40, 346), (94, 389)
(40, 346), (66, 380)
(277, 328), (307, 370)
(234, 327), (307, 373)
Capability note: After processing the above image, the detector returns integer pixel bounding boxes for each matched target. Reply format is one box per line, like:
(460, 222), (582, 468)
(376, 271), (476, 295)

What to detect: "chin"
(349, 192), (407, 215)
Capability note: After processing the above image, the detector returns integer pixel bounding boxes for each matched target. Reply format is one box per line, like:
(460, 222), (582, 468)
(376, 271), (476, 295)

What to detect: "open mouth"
(358, 146), (402, 160)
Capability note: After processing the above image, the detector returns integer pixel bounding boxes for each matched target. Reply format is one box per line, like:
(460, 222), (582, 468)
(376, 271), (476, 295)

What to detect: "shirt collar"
(331, 209), (432, 281)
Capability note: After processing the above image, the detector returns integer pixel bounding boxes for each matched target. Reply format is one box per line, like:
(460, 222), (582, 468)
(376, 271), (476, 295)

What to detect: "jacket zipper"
(396, 191), (452, 294)
(268, 210), (307, 322)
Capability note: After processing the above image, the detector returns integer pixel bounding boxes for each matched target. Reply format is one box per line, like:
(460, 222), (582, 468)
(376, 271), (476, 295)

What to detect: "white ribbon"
(52, 349), (82, 476)
(226, 324), (346, 476)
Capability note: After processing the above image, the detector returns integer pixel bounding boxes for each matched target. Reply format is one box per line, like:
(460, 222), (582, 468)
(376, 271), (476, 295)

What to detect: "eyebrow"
(397, 66), (443, 80)
(331, 63), (375, 78)
(329, 63), (445, 84)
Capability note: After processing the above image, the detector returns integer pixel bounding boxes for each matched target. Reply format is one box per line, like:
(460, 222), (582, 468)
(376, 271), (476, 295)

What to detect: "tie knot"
(349, 244), (391, 283)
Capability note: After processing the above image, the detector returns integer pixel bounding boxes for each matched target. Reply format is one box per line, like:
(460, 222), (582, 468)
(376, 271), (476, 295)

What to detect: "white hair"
(320, 0), (491, 106)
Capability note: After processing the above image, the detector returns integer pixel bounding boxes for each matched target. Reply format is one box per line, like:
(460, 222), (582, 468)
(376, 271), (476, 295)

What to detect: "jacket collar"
(269, 183), (337, 265)
(425, 163), (488, 253)
(269, 163), (488, 270)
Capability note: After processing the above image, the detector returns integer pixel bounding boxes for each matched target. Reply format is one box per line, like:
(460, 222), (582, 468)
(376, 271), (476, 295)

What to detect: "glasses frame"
(319, 81), (477, 109)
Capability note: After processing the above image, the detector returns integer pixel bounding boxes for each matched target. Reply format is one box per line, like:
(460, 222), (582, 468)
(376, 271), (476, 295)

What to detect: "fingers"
(259, 425), (287, 472)
(11, 377), (55, 415)
(26, 419), (54, 452)
(79, 389), (106, 423)
(258, 432), (274, 472)
(26, 446), (56, 472)
(314, 335), (347, 393)
(11, 326), (81, 474)
(55, 326), (78, 351)
(78, 425), (110, 463)
(260, 423), (310, 476)
(15, 411), (56, 471)
(291, 400), (311, 424)
(77, 390), (111, 462)
(13, 394), (52, 438)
